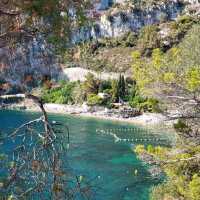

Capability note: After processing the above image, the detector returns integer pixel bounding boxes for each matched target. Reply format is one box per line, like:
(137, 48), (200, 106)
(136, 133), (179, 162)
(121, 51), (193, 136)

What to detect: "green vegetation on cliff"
(65, 15), (199, 73)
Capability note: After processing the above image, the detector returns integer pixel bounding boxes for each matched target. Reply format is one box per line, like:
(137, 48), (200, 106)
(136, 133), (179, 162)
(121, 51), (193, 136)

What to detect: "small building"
(98, 92), (110, 99)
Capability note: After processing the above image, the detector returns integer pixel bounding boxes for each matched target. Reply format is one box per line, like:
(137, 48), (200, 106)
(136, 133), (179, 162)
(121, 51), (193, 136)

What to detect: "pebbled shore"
(0, 100), (173, 128)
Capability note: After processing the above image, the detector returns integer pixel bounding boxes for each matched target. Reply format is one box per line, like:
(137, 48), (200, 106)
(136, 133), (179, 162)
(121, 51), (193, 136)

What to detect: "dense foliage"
(42, 81), (76, 104)
(41, 73), (160, 113)
(132, 25), (200, 200)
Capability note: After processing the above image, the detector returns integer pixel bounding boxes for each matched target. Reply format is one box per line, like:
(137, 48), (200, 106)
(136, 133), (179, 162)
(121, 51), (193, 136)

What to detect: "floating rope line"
(98, 127), (150, 133)
(96, 129), (170, 144)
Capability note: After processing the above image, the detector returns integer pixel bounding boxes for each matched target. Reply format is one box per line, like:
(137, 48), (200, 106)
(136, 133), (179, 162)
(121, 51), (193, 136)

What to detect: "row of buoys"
(113, 137), (168, 143)
(96, 129), (167, 140)
(96, 128), (147, 132)
(95, 128), (159, 136)
(96, 129), (168, 143)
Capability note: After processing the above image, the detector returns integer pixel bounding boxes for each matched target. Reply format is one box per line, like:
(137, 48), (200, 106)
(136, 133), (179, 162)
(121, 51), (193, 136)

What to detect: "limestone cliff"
(0, 36), (61, 92)
(72, 0), (184, 43)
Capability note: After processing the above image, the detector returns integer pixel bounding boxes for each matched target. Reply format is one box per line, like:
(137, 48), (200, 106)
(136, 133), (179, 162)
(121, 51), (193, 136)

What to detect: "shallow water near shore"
(0, 110), (173, 200)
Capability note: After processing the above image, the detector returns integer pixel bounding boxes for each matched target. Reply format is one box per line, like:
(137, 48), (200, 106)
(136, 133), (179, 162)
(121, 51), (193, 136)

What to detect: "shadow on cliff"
(0, 37), (64, 94)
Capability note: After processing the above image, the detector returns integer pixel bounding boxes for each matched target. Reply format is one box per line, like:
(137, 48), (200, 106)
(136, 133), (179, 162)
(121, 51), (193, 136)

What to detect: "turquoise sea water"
(0, 110), (171, 200)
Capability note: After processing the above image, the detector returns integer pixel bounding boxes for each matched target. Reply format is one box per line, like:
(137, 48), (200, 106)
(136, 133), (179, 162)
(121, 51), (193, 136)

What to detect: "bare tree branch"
(0, 93), (97, 199)
(161, 154), (200, 165)
(0, 8), (20, 16)
(8, 117), (43, 138)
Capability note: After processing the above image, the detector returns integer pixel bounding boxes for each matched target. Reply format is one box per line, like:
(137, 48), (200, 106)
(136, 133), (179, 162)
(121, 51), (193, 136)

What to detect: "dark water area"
(0, 110), (173, 200)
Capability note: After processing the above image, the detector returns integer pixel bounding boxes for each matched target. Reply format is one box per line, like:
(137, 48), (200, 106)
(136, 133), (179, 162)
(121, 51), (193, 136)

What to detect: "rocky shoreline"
(137, 152), (164, 178)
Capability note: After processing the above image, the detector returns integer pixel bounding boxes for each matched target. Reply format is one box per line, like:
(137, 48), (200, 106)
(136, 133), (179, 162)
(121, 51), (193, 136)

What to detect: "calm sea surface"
(0, 110), (172, 200)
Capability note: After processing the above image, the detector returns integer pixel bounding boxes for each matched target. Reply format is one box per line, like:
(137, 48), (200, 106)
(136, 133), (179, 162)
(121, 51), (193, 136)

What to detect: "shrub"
(96, 31), (137, 48)
(141, 98), (160, 113)
(122, 32), (138, 47)
(87, 94), (103, 106)
(98, 80), (112, 93)
(72, 84), (86, 104)
(129, 95), (146, 109)
(177, 15), (194, 25)
(129, 95), (160, 112)
(42, 81), (76, 104)
(83, 73), (100, 95)
(150, 182), (177, 200)
(173, 120), (192, 134)
(147, 145), (154, 154)
(137, 25), (161, 56)
(134, 145), (145, 154)
(189, 174), (200, 200)
(168, 16), (199, 47)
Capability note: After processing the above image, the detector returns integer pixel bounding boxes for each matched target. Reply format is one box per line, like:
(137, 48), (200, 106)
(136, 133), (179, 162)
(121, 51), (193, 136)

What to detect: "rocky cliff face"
(0, 0), (199, 90)
(100, 1), (183, 36)
(0, 36), (61, 91)
(72, 0), (200, 43)
(72, 0), (184, 43)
